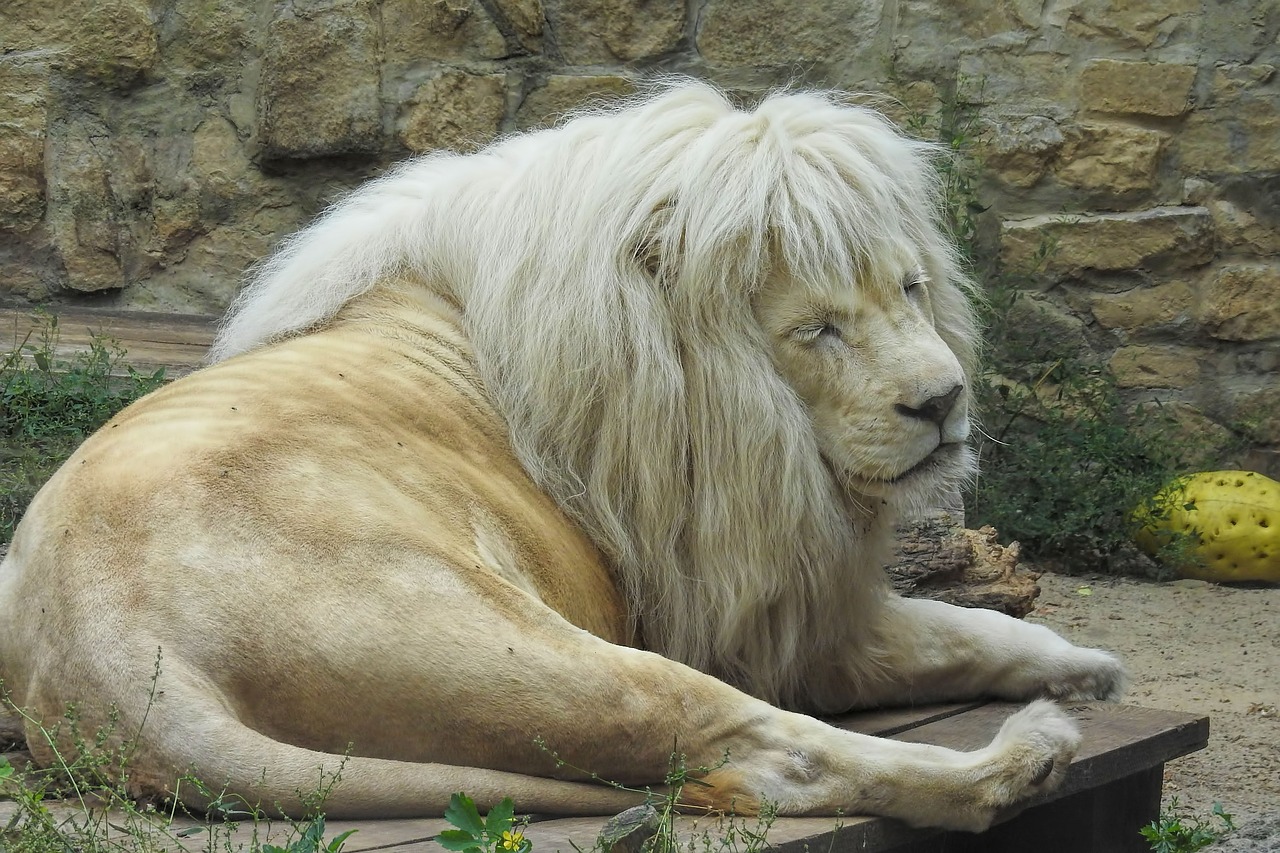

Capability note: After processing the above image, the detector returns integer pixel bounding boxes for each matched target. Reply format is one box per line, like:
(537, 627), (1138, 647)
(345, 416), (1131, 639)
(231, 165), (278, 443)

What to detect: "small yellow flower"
(498, 830), (525, 851)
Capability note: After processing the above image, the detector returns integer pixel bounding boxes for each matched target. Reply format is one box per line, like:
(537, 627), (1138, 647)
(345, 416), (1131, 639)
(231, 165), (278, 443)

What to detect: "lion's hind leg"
(132, 700), (646, 819)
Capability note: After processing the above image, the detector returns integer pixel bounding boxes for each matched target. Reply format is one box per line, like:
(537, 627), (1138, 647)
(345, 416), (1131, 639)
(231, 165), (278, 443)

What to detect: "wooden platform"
(0, 306), (218, 378)
(0, 701), (1208, 853)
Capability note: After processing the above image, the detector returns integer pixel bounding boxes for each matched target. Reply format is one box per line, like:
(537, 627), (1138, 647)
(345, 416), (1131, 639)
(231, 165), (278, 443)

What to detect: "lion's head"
(211, 80), (977, 710)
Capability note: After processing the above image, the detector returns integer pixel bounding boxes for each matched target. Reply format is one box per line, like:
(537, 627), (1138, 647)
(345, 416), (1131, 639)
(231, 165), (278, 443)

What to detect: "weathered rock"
(597, 805), (660, 853)
(1057, 0), (1200, 49)
(1090, 281), (1194, 331)
(1209, 199), (1280, 254)
(958, 52), (1074, 118)
(544, 0), (683, 64)
(1109, 345), (1205, 389)
(46, 121), (127, 292)
(0, 63), (48, 233)
(493, 0), (545, 51)
(876, 81), (941, 131)
(888, 521), (1041, 618)
(1003, 295), (1093, 361)
(1054, 123), (1165, 194)
(516, 75), (635, 130)
(382, 0), (508, 66)
(1199, 263), (1280, 342)
(1079, 60), (1196, 117)
(256, 0), (382, 159)
(159, 0), (254, 69)
(400, 72), (506, 153)
(1232, 385), (1280, 445)
(1182, 65), (1280, 175)
(981, 115), (1064, 189)
(698, 0), (881, 66)
(1000, 207), (1214, 277)
(4, 0), (157, 88)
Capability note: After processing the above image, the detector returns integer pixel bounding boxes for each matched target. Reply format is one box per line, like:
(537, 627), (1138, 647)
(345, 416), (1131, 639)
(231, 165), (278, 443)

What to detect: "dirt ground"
(1028, 571), (1280, 850)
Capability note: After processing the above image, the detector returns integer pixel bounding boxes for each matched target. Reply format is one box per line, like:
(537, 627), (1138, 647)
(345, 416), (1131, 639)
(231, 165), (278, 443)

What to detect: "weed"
(1140, 799), (1235, 853)
(0, 666), (353, 853)
(0, 312), (167, 543)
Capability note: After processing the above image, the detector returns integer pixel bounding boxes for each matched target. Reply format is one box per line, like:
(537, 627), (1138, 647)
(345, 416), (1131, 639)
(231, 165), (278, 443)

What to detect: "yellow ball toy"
(1136, 470), (1280, 583)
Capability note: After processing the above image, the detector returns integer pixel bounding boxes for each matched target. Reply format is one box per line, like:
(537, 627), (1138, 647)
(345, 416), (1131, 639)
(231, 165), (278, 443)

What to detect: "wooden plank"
(0, 699), (1207, 853)
(890, 701), (1208, 805)
(0, 307), (218, 378)
(826, 701), (986, 736)
(868, 766), (1164, 853)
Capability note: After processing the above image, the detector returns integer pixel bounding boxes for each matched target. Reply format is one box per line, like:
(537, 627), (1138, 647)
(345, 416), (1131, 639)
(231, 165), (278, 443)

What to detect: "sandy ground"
(1028, 572), (1280, 850)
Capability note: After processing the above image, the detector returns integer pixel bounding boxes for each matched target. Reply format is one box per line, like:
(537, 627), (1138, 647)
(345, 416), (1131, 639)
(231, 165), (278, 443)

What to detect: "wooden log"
(888, 519), (1041, 618)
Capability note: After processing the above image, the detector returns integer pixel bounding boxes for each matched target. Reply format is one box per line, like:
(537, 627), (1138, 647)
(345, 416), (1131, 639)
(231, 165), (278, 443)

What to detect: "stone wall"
(1, 0), (1277, 472)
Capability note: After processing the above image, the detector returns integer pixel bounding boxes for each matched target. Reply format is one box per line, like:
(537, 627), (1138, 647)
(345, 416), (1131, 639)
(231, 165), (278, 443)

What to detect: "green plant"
(1, 312), (167, 543)
(968, 355), (1202, 574)
(1140, 800), (1235, 853)
(437, 793), (531, 853)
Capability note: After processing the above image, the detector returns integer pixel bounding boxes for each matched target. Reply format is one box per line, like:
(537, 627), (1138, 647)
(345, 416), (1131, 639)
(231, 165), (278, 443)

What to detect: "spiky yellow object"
(1136, 470), (1280, 583)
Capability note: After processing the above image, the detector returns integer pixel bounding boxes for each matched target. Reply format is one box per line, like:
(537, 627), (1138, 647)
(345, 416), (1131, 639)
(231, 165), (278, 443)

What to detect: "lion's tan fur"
(0, 80), (1124, 827)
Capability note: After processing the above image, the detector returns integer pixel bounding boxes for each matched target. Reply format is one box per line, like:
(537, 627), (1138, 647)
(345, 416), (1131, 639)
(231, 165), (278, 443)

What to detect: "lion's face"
(755, 265), (974, 505)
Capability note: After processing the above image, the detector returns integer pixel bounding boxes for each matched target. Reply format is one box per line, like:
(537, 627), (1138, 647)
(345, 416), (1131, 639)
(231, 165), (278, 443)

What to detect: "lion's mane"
(210, 80), (977, 711)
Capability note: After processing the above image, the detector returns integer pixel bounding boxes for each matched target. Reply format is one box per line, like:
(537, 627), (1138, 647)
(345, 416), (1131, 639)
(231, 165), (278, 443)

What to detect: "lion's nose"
(895, 384), (963, 428)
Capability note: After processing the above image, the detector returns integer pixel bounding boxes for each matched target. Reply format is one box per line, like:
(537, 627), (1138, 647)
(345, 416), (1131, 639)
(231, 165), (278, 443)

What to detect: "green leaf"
(436, 829), (484, 852)
(484, 798), (516, 837)
(326, 829), (359, 853)
(33, 352), (50, 372)
(445, 792), (486, 838)
(288, 816), (327, 853)
(175, 826), (207, 838)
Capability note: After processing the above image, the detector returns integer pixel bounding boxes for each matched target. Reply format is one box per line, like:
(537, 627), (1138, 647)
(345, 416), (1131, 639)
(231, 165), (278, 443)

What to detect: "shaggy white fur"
(210, 80), (978, 709)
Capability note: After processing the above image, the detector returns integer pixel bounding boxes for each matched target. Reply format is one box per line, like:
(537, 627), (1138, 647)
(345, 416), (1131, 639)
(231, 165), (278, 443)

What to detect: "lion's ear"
(632, 201), (680, 287)
(634, 234), (664, 280)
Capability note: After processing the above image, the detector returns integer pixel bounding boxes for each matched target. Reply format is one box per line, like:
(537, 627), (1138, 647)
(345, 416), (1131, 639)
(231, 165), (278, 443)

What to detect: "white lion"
(0, 80), (1123, 831)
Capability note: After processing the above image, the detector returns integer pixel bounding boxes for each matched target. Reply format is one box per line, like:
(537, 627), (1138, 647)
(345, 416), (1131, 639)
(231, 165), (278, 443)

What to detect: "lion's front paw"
(1043, 647), (1127, 703)
(958, 700), (1081, 831)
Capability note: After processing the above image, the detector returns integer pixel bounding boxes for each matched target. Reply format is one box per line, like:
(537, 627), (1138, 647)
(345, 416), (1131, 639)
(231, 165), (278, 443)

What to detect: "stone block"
(957, 52), (1073, 118)
(0, 63), (48, 233)
(1058, 0), (1200, 49)
(545, 0), (683, 64)
(4, 0), (157, 87)
(516, 75), (635, 130)
(1109, 345), (1204, 389)
(1155, 402), (1237, 470)
(697, 0), (880, 66)
(1231, 385), (1280, 445)
(382, 0), (507, 65)
(1000, 207), (1213, 277)
(256, 0), (382, 159)
(1054, 123), (1165, 194)
(1079, 60), (1196, 117)
(400, 72), (506, 153)
(47, 121), (126, 292)
(1199, 263), (1280, 342)
(161, 0), (254, 68)
(493, 0), (544, 51)
(980, 115), (1064, 189)
(1181, 65), (1280, 174)
(1090, 282), (1194, 331)
(1208, 198), (1280, 254)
